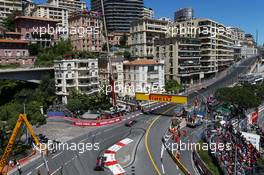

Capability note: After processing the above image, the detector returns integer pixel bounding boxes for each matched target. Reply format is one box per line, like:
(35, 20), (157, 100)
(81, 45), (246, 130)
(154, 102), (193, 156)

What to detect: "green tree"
(123, 51), (132, 60)
(28, 44), (42, 56)
(67, 99), (83, 113)
(34, 39), (73, 66)
(215, 86), (261, 112)
(119, 33), (128, 47)
(165, 80), (183, 93)
(1, 10), (22, 31)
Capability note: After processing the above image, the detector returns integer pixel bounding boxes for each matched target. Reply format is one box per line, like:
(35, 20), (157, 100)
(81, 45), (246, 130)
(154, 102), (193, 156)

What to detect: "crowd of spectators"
(208, 123), (261, 175)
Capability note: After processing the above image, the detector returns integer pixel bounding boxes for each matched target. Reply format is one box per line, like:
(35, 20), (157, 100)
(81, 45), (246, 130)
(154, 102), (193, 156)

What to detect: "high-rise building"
(47, 0), (86, 15)
(91, 0), (144, 33)
(154, 37), (202, 86)
(130, 18), (168, 58)
(229, 27), (245, 44)
(143, 7), (154, 19)
(174, 8), (194, 22)
(168, 18), (234, 78)
(54, 58), (99, 104)
(69, 11), (104, 52)
(0, 0), (23, 21)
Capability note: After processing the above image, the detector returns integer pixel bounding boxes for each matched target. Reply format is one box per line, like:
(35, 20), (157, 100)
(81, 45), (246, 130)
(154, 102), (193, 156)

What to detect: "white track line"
(52, 152), (63, 159)
(35, 163), (44, 170)
(51, 166), (62, 175)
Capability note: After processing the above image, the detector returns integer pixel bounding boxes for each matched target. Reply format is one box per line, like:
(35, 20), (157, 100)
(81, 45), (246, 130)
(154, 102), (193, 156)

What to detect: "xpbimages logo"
(32, 24), (101, 38)
(99, 83), (166, 95)
(167, 23), (232, 38)
(164, 140), (232, 154)
(34, 141), (100, 154)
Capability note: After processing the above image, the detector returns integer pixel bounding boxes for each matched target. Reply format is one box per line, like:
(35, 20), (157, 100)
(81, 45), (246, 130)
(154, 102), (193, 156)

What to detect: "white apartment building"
(32, 4), (69, 28)
(143, 7), (154, 19)
(0, 0), (22, 21)
(168, 18), (234, 78)
(54, 58), (99, 104)
(123, 59), (165, 96)
(47, 0), (86, 15)
(130, 18), (168, 58)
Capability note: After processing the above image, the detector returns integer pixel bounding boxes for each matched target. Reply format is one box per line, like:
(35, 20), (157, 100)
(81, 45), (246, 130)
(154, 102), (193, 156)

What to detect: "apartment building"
(47, 0), (86, 15)
(31, 4), (69, 28)
(69, 11), (104, 52)
(23, 0), (35, 16)
(229, 27), (245, 44)
(143, 7), (154, 19)
(0, 0), (22, 22)
(54, 58), (99, 104)
(244, 34), (256, 46)
(159, 17), (173, 23)
(98, 56), (124, 93)
(154, 37), (201, 86)
(130, 18), (168, 59)
(108, 32), (130, 46)
(91, 0), (144, 33)
(15, 16), (59, 47)
(0, 30), (35, 67)
(168, 18), (234, 78)
(0, 39), (35, 67)
(123, 59), (165, 96)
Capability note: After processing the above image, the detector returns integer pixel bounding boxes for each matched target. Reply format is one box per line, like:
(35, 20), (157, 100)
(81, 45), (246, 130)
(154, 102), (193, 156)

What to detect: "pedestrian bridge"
(0, 67), (54, 83)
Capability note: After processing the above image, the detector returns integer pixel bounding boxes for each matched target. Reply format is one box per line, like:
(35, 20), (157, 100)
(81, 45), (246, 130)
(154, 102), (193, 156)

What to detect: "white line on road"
(51, 166), (62, 175)
(35, 163), (44, 170)
(161, 163), (165, 174)
(52, 152), (63, 159)
(26, 172), (32, 175)
(65, 160), (71, 165)
(79, 138), (89, 142)
(161, 144), (165, 158)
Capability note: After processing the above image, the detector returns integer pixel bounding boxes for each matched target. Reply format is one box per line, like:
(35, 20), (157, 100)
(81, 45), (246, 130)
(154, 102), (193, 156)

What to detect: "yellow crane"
(0, 113), (41, 174)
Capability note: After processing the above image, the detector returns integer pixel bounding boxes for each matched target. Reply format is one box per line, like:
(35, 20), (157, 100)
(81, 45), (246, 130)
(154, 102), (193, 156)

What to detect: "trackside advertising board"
(135, 93), (188, 104)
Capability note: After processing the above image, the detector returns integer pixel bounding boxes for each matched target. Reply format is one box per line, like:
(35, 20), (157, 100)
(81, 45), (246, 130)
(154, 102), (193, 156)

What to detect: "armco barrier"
(73, 117), (122, 127)
(47, 116), (123, 127)
(161, 138), (191, 175)
(192, 150), (214, 175)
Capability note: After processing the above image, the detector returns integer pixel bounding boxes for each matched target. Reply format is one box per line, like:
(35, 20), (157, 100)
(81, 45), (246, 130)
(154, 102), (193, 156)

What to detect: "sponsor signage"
(135, 93), (187, 104)
(241, 132), (260, 151)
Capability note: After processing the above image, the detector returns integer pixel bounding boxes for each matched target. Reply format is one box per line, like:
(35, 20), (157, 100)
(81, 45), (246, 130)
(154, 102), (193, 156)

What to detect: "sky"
(34, 0), (264, 45)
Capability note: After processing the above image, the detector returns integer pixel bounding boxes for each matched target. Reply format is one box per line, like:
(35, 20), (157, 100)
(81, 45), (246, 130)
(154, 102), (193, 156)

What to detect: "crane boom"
(0, 114), (40, 174)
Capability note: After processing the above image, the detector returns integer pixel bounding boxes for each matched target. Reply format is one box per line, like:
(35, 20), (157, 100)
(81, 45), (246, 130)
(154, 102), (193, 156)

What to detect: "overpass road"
(9, 55), (259, 175)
